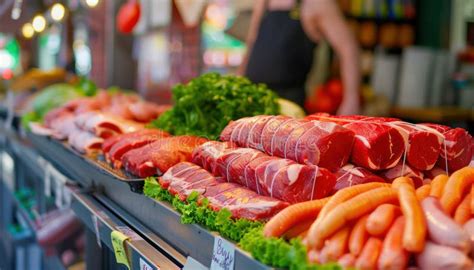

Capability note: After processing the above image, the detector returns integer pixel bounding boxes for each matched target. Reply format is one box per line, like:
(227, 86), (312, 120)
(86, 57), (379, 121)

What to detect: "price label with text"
(111, 230), (131, 270)
(210, 236), (235, 270)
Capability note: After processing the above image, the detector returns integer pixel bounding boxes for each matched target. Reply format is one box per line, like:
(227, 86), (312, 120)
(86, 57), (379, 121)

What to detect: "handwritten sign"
(139, 257), (157, 270)
(111, 230), (131, 270)
(210, 236), (235, 270)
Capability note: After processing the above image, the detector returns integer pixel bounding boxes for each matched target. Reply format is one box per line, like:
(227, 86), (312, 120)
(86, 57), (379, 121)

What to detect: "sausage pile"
(263, 166), (474, 270)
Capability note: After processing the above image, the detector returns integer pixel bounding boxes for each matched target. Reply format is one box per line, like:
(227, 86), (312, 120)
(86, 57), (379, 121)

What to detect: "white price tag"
(210, 236), (235, 270)
(139, 257), (157, 270)
(92, 214), (102, 248)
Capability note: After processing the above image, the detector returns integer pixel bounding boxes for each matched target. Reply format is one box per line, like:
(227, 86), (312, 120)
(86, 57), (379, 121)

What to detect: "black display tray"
(25, 132), (272, 269)
(26, 133), (145, 192)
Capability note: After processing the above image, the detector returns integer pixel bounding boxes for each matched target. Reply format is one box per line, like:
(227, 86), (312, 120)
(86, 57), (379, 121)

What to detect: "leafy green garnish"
(144, 177), (262, 242)
(240, 228), (342, 270)
(143, 177), (342, 270)
(150, 73), (280, 139)
(21, 111), (40, 129)
(76, 76), (97, 96)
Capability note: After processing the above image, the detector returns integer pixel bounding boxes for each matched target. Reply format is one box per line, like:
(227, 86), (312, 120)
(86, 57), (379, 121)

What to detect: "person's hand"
(337, 97), (360, 115)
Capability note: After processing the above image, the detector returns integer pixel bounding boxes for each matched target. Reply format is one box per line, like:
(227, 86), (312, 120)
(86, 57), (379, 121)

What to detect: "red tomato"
(315, 91), (336, 114)
(116, 0), (141, 34)
(326, 79), (343, 104)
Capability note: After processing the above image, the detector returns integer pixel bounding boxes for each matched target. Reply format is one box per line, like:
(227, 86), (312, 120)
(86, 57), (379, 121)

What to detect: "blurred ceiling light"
(21, 23), (34, 38)
(51, 3), (65, 21)
(11, 0), (23, 20)
(32, 14), (46, 32)
(85, 0), (99, 8)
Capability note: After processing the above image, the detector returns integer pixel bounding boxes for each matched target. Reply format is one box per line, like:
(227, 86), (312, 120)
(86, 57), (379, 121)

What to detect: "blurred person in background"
(240, 0), (360, 115)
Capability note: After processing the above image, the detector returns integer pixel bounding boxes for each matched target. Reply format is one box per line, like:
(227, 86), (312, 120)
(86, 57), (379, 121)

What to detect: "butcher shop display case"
(0, 69), (473, 270)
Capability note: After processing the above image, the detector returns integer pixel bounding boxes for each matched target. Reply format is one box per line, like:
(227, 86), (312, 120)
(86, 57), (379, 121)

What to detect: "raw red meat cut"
(159, 162), (288, 220)
(220, 115), (355, 171)
(214, 148), (267, 185)
(386, 122), (443, 171)
(122, 136), (208, 177)
(191, 141), (237, 173)
(306, 114), (447, 171)
(332, 164), (385, 193)
(379, 163), (424, 188)
(195, 142), (336, 203)
(103, 129), (170, 168)
(306, 113), (405, 170)
(421, 124), (473, 172)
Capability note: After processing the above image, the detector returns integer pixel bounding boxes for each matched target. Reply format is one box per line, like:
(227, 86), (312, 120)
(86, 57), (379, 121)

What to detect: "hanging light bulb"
(22, 23), (34, 38)
(85, 0), (99, 8)
(32, 14), (46, 32)
(51, 3), (65, 21)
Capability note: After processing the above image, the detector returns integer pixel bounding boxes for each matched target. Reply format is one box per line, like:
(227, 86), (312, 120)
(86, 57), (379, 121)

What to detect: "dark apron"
(245, 0), (316, 107)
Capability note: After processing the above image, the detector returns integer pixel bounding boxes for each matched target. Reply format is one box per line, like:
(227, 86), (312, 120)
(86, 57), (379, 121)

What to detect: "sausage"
(338, 253), (356, 269)
(378, 216), (409, 270)
(421, 197), (470, 253)
(463, 219), (474, 257)
(416, 241), (472, 270)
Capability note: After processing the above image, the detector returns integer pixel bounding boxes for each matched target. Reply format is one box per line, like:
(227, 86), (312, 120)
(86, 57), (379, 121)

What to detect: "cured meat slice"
(421, 124), (473, 172)
(122, 136), (208, 177)
(127, 102), (170, 123)
(191, 141), (237, 173)
(306, 113), (405, 170)
(48, 113), (77, 140)
(220, 115), (355, 171)
(105, 129), (170, 168)
(198, 142), (336, 203)
(332, 164), (385, 193)
(379, 163), (424, 188)
(159, 162), (288, 220)
(68, 129), (104, 154)
(75, 111), (144, 138)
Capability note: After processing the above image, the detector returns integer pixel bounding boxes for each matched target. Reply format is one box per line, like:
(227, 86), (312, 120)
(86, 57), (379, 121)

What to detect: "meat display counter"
(1, 124), (271, 269)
